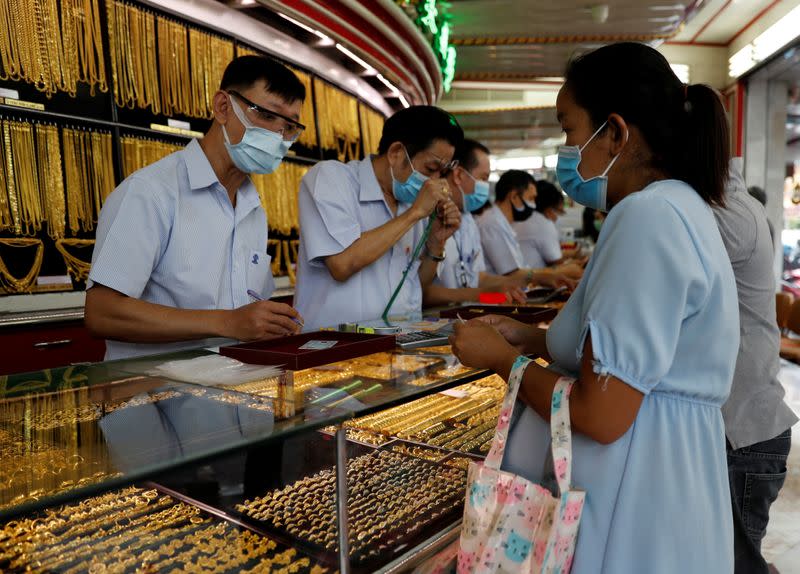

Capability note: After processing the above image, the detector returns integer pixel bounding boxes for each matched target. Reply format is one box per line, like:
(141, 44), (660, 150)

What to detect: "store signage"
(413, 0), (457, 92)
(0, 97), (45, 111)
(150, 123), (204, 138)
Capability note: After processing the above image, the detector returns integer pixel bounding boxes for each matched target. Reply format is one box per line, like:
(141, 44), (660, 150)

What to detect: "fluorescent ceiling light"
(544, 154), (558, 168)
(729, 4), (800, 78)
(241, 0), (256, 5)
(376, 74), (400, 96)
(278, 12), (333, 44)
(398, 94), (411, 108)
(335, 43), (376, 74)
(495, 156), (543, 171)
(670, 63), (690, 84)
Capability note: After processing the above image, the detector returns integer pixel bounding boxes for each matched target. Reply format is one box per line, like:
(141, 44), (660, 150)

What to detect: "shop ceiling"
(441, 0), (783, 156)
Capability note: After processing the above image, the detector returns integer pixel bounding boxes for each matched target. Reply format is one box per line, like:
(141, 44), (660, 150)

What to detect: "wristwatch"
(424, 246), (446, 262)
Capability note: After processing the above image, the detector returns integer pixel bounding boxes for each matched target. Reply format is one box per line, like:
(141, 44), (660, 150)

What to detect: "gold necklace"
(54, 238), (93, 282)
(0, 237), (43, 293)
(35, 123), (65, 239)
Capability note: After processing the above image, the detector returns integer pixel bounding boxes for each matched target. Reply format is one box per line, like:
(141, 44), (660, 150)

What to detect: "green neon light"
(412, 0), (458, 94)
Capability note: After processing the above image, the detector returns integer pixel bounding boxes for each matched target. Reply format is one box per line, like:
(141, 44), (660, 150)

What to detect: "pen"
(247, 289), (304, 327)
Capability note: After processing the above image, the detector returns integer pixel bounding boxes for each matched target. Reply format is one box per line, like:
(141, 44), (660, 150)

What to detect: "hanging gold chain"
(35, 123), (66, 239)
(0, 237), (44, 293)
(54, 238), (93, 282)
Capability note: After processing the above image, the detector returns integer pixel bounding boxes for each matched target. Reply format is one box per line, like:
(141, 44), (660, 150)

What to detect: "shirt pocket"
(247, 250), (273, 297)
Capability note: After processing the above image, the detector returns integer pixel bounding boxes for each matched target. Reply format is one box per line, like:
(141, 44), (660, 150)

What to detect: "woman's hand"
(449, 320), (519, 371)
(475, 314), (534, 352)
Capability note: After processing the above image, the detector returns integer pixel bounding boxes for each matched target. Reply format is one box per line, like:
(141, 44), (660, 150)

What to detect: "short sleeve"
(480, 225), (522, 275)
(298, 162), (362, 266)
(87, 177), (172, 298)
(578, 194), (709, 394)
(537, 220), (562, 264)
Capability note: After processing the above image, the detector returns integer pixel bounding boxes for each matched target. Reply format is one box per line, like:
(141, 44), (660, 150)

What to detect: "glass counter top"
(0, 342), (488, 521)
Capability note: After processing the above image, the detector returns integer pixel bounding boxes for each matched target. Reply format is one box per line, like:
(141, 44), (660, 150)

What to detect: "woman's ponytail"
(677, 84), (730, 206)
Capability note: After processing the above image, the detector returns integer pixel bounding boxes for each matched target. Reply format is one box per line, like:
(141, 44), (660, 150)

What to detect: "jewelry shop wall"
(0, 0), (387, 296)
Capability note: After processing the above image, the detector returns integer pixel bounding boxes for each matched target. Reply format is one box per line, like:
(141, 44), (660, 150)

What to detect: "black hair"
(534, 180), (564, 213)
(455, 139), (491, 172)
(748, 186), (767, 207)
(495, 170), (535, 203)
(378, 105), (464, 157)
(564, 42), (729, 206)
(582, 207), (600, 242)
(220, 55), (306, 103)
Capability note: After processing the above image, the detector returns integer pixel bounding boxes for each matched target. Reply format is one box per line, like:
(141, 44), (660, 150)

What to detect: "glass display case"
(0, 341), (509, 573)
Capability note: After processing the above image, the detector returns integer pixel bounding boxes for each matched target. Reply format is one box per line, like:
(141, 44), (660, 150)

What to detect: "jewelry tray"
(439, 304), (558, 324)
(220, 331), (397, 370)
(222, 436), (466, 573)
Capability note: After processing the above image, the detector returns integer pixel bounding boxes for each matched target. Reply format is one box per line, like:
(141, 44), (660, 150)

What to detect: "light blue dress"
(503, 180), (739, 573)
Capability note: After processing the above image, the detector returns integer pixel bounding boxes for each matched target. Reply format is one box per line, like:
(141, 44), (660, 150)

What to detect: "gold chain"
(34, 123), (66, 239)
(119, 135), (182, 179)
(8, 120), (42, 235)
(314, 77), (360, 160)
(0, 237), (43, 293)
(359, 103), (384, 157)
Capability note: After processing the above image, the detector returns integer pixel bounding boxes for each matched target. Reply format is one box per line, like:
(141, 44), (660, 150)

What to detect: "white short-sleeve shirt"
(88, 139), (274, 360)
(294, 156), (426, 329)
(514, 210), (562, 269)
(476, 205), (525, 275)
(436, 212), (485, 289)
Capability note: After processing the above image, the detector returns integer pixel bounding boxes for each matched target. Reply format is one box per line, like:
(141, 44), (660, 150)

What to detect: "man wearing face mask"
(294, 106), (462, 329)
(423, 141), (569, 306)
(514, 180), (583, 269)
(85, 56), (305, 360)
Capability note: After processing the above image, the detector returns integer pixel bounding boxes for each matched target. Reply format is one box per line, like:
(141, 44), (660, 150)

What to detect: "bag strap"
(483, 356), (577, 494)
(484, 355), (534, 470)
(549, 376), (576, 495)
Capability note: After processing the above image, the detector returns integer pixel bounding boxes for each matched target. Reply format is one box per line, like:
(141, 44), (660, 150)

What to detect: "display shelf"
(0, 344), (488, 522)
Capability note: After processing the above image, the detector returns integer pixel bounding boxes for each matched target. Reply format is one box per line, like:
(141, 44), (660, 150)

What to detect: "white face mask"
(222, 95), (292, 175)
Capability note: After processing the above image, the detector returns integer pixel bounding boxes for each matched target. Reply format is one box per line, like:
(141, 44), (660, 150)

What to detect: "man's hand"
(223, 301), (303, 341)
(410, 178), (451, 220)
(429, 196), (461, 249)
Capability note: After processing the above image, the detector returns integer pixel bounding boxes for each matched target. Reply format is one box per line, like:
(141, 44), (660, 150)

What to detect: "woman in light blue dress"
(450, 43), (740, 573)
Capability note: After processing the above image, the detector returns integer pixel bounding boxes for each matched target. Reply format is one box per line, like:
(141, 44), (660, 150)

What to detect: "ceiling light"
(376, 74), (400, 96)
(495, 156), (544, 171)
(670, 63), (690, 84)
(241, 0), (256, 5)
(335, 43), (376, 74)
(729, 4), (800, 78)
(398, 94), (411, 108)
(278, 12), (333, 45)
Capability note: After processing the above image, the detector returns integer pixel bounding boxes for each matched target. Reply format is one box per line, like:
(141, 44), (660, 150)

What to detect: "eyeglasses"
(428, 151), (459, 172)
(227, 90), (306, 141)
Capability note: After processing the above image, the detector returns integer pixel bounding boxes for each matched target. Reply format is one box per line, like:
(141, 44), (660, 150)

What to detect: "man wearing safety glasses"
(294, 106), (463, 329)
(85, 56), (306, 360)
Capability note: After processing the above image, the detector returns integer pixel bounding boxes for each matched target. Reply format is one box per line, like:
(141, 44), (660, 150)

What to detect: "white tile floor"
(761, 360), (800, 573)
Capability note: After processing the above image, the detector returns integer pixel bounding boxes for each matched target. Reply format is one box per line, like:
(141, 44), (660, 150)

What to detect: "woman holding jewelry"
(450, 43), (739, 574)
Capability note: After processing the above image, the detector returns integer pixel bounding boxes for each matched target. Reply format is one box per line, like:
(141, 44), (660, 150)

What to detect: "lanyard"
(453, 231), (470, 288)
(382, 216), (435, 319)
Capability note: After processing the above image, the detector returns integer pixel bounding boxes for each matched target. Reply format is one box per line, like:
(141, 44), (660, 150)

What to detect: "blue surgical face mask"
(223, 95), (292, 175)
(556, 120), (626, 212)
(460, 169), (490, 212)
(391, 147), (429, 204)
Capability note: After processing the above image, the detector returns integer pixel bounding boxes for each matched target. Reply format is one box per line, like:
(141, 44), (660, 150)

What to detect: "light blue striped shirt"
(88, 139), (275, 360)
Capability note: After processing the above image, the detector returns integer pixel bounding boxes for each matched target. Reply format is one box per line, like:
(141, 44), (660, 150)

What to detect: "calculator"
(396, 330), (451, 349)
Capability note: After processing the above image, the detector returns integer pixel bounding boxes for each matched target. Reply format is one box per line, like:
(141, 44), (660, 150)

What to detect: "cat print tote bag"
(457, 356), (585, 574)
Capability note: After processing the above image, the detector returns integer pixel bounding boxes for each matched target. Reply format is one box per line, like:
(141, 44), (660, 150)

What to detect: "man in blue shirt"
(294, 106), (462, 329)
(86, 56), (306, 359)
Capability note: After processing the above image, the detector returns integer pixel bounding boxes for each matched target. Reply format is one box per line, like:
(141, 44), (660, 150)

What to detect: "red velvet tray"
(219, 331), (397, 370)
(440, 305), (558, 324)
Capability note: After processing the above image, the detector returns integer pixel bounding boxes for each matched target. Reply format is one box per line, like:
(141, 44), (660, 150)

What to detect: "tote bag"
(457, 356), (585, 574)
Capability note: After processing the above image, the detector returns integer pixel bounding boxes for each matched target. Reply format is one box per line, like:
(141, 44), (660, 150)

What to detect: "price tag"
(299, 340), (338, 350)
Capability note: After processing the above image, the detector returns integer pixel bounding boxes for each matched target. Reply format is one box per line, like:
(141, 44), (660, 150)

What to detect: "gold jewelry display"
(106, 0), (161, 113)
(314, 77), (360, 161)
(62, 126), (114, 233)
(54, 238), (93, 282)
(5, 119), (42, 235)
(157, 15), (190, 117)
(188, 27), (233, 119)
(359, 103), (384, 156)
(34, 123), (66, 239)
(119, 135), (182, 179)
(0, 0), (106, 97)
(0, 237), (43, 293)
(251, 162), (309, 235)
(291, 67), (318, 149)
(0, 486), (326, 573)
(237, 449), (467, 560)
